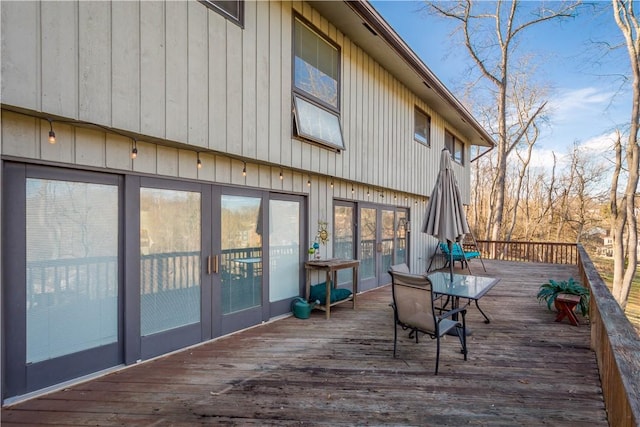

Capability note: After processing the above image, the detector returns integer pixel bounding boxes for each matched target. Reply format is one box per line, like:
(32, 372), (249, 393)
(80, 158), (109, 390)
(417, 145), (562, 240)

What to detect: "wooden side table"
(304, 259), (359, 319)
(555, 293), (581, 326)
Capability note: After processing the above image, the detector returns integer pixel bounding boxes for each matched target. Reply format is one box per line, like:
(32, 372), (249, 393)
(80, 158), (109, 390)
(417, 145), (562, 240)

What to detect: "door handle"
(207, 255), (219, 274)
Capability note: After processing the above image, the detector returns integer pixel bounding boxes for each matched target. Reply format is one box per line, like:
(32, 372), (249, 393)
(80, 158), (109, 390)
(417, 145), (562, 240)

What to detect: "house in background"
(0, 0), (494, 404)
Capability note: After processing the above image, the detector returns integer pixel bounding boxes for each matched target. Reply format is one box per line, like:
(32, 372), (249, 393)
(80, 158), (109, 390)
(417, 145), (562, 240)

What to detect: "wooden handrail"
(463, 239), (639, 425)
(576, 245), (640, 427)
(471, 240), (578, 264)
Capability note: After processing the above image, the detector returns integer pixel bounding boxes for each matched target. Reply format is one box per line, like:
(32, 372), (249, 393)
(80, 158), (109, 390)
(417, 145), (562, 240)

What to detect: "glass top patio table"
(427, 272), (500, 301)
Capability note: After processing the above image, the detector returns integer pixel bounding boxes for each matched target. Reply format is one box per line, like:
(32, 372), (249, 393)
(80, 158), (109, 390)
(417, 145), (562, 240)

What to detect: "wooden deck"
(2, 260), (608, 426)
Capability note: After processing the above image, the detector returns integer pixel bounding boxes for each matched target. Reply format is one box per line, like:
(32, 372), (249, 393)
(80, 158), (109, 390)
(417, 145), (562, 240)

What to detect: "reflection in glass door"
(220, 195), (263, 315)
(27, 179), (119, 363)
(334, 203), (355, 285)
(359, 207), (377, 291)
(140, 188), (201, 337)
(380, 209), (395, 284)
(3, 164), (124, 398)
(353, 204), (410, 291)
(396, 209), (409, 266)
(269, 199), (301, 302)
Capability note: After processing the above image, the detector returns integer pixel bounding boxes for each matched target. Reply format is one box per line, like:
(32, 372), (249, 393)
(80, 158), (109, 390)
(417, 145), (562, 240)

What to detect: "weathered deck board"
(2, 260), (608, 426)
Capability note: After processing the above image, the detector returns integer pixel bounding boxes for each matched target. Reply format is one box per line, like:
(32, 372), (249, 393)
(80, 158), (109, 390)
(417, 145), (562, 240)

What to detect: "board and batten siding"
(1, 0), (471, 202)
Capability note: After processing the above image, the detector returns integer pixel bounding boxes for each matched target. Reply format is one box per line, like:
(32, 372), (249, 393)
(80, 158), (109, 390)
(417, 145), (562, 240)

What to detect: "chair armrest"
(438, 306), (467, 321)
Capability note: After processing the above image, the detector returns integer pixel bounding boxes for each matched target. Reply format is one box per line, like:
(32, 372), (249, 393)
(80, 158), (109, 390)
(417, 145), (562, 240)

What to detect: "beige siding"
(42, 1), (78, 117)
(1, 0), (472, 201)
(79, 2), (111, 125)
(209, 11), (227, 152)
(165, 1), (188, 143)
(1, 1), (40, 111)
(112, 1), (140, 131)
(140, 1), (166, 137)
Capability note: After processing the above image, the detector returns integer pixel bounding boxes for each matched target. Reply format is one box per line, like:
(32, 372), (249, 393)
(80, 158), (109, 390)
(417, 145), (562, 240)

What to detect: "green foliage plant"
(536, 277), (590, 317)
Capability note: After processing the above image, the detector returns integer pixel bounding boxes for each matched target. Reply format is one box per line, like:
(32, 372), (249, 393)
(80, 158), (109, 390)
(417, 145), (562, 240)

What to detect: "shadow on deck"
(1, 260), (607, 426)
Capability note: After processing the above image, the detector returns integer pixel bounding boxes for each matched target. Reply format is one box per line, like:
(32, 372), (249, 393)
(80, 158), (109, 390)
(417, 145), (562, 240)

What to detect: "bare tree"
(428, 1), (580, 249)
(609, 0), (640, 309)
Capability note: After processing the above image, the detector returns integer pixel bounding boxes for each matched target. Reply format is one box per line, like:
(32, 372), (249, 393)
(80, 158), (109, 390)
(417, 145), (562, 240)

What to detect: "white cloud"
(528, 147), (568, 169)
(548, 87), (615, 123)
(579, 131), (617, 155)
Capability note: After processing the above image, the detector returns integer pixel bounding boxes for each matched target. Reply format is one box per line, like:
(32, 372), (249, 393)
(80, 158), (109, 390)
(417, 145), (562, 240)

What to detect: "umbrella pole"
(448, 240), (454, 283)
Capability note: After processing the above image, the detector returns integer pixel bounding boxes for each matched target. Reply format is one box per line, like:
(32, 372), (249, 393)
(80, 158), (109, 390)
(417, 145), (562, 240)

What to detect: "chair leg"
(393, 322), (398, 358)
(456, 326), (467, 360)
(435, 336), (441, 375)
(458, 313), (468, 360)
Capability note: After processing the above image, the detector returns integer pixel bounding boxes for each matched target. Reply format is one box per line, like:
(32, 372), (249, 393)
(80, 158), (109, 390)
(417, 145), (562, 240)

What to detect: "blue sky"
(370, 1), (631, 169)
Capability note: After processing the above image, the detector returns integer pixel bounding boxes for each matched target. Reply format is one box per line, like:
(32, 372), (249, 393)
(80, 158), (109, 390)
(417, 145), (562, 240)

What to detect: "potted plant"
(536, 277), (590, 317)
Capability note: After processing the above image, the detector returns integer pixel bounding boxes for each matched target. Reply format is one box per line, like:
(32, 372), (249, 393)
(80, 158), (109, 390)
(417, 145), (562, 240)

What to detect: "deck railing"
(471, 239), (578, 264)
(470, 239), (639, 426)
(576, 245), (640, 427)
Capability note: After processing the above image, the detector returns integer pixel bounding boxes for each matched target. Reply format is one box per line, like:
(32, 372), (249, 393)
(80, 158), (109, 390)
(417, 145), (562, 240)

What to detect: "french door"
(3, 163), (305, 401)
(335, 201), (409, 292)
(215, 188), (266, 335)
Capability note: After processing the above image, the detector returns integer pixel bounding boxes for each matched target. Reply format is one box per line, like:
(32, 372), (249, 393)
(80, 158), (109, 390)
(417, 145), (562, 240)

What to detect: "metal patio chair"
(389, 270), (468, 374)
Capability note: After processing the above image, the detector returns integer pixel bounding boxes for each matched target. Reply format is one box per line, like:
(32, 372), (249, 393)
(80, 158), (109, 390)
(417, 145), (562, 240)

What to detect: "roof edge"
(345, 0), (495, 148)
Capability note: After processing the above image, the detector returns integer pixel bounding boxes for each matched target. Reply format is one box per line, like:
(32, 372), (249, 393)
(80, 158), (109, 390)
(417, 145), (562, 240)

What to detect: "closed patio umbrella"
(423, 148), (470, 281)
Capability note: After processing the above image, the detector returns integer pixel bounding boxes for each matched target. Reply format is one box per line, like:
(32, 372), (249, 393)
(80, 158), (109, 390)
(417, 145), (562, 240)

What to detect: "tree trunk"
(611, 0), (640, 309)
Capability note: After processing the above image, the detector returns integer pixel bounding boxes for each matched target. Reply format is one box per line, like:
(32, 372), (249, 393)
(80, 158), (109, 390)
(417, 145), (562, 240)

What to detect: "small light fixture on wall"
(330, 179), (334, 188)
(279, 170), (283, 180)
(131, 139), (138, 159)
(307, 176), (311, 187)
(47, 119), (56, 144)
(242, 162), (247, 177)
(197, 153), (202, 169)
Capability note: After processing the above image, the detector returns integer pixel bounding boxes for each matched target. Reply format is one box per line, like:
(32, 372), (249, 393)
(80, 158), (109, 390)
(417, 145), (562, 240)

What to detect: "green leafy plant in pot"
(536, 277), (590, 317)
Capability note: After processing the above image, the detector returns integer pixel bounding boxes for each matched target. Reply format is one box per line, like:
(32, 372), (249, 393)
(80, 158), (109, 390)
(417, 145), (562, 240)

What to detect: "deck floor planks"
(2, 260), (608, 426)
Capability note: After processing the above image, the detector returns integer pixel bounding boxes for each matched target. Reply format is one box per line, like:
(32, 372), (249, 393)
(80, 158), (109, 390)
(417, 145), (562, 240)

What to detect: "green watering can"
(291, 297), (318, 319)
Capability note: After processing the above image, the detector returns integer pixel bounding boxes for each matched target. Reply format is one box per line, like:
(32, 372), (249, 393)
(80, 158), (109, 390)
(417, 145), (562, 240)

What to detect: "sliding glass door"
(2, 164), (306, 401)
(138, 180), (203, 358)
(268, 196), (305, 313)
(3, 164), (123, 398)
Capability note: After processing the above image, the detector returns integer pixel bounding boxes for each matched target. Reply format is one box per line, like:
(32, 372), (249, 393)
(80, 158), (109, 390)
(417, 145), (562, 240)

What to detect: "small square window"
(414, 107), (431, 146)
(201, 1), (243, 26)
(445, 130), (464, 164)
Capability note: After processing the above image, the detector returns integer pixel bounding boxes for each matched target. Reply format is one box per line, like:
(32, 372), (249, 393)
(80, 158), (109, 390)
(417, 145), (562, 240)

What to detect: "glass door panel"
(26, 179), (119, 362)
(139, 188), (201, 336)
(269, 199), (300, 302)
(396, 209), (409, 266)
(380, 209), (395, 283)
(4, 165), (124, 398)
(359, 207), (377, 291)
(334, 204), (355, 285)
(220, 195), (262, 314)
